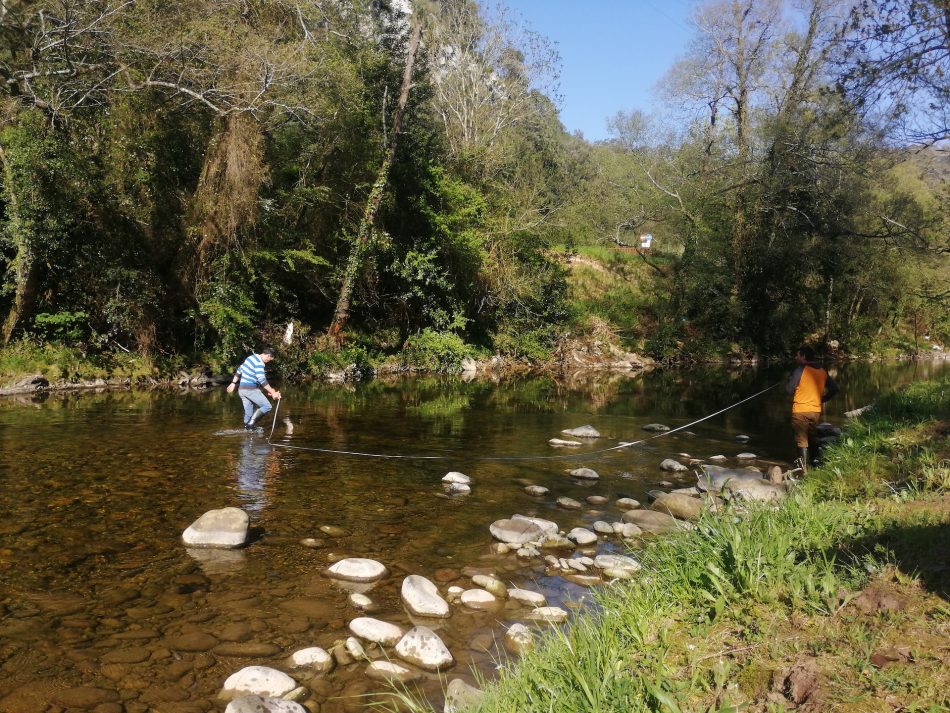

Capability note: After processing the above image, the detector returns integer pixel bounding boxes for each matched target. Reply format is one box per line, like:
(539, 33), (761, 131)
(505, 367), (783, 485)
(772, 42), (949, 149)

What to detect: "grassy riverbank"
(427, 377), (950, 712)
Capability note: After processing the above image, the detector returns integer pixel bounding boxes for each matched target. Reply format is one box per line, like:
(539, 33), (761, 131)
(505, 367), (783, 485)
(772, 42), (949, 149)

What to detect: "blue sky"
(504, 0), (696, 141)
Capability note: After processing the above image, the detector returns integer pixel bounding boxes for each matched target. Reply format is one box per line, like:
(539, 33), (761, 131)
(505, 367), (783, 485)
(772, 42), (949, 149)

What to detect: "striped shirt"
(236, 353), (269, 388)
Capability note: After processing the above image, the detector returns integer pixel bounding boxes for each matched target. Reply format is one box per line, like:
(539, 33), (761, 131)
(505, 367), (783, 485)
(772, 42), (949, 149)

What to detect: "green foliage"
(198, 256), (258, 362)
(31, 312), (90, 344)
(400, 328), (473, 372)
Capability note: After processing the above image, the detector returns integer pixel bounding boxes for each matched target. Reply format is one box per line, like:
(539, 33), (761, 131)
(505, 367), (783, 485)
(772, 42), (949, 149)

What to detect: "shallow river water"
(0, 359), (946, 712)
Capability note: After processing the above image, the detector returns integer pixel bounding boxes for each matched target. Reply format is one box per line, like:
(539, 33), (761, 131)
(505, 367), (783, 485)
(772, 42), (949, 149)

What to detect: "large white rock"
(349, 617), (404, 646)
(569, 467), (600, 479)
(395, 626), (454, 671)
(287, 647), (333, 673)
(401, 575), (450, 618)
(561, 425), (601, 438)
(226, 697), (307, 713)
(182, 507), (249, 549)
(221, 666), (296, 700)
(326, 558), (387, 582)
(507, 588), (546, 607)
(567, 528), (597, 546)
(490, 518), (544, 544)
(511, 514), (559, 535)
(442, 472), (471, 485)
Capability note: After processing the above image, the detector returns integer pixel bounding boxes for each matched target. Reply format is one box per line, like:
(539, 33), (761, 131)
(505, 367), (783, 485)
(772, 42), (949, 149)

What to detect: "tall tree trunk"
(327, 19), (423, 342)
(0, 143), (39, 346)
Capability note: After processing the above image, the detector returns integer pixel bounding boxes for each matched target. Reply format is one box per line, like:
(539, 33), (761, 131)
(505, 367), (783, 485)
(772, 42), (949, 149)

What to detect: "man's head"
(260, 347), (276, 363)
(795, 345), (815, 364)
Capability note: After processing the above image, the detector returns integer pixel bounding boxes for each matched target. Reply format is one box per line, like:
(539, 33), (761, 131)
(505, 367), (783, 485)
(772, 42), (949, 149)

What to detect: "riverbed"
(1, 359), (945, 712)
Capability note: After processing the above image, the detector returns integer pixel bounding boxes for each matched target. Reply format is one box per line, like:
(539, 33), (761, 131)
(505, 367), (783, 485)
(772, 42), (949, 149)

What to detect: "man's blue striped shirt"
(237, 353), (268, 388)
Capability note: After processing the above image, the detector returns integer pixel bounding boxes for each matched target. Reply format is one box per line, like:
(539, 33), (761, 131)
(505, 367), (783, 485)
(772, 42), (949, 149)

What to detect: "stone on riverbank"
(402, 575), (450, 618)
(621, 509), (680, 534)
(221, 666), (296, 701)
(504, 623), (534, 654)
(349, 617), (404, 646)
(395, 626), (454, 671)
(561, 425), (601, 438)
(652, 492), (704, 521)
(490, 519), (544, 545)
(444, 678), (485, 713)
(182, 508), (249, 549)
(594, 554), (641, 575)
(326, 558), (387, 583)
(366, 660), (421, 684)
(724, 478), (786, 502)
(569, 467), (600, 480)
(528, 606), (568, 623)
(567, 528), (597, 546)
(507, 588), (546, 607)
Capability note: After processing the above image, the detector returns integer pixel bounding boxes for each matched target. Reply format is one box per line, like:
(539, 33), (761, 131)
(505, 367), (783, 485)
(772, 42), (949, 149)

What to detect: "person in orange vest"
(786, 345), (838, 472)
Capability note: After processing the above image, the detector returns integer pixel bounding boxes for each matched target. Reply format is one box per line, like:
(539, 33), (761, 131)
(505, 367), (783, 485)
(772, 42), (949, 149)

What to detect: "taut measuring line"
(265, 383), (779, 462)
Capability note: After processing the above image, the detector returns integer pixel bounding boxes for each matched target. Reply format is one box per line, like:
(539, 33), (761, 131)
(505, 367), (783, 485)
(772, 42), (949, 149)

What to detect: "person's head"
(795, 345), (815, 364)
(260, 347), (276, 363)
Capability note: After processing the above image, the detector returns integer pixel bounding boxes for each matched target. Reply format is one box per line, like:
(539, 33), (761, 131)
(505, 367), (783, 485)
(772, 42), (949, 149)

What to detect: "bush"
(401, 329), (473, 372)
(31, 311), (90, 344)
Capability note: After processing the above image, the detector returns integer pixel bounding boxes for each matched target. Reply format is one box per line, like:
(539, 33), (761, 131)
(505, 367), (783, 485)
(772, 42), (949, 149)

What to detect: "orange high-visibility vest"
(792, 366), (827, 413)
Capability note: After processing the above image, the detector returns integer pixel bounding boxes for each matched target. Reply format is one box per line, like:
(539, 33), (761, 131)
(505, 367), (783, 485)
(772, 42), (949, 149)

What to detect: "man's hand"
(226, 383), (235, 394)
(269, 389), (281, 400)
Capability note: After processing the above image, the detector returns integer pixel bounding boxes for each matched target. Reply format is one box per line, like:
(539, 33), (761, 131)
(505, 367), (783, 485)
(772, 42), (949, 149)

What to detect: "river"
(0, 359), (946, 712)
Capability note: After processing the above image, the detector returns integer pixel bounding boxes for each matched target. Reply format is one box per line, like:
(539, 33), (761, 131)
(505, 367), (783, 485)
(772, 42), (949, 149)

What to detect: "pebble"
(569, 467), (599, 480)
(586, 495), (608, 505)
(507, 588), (546, 607)
(556, 496), (583, 510)
(524, 485), (549, 497)
(348, 593), (373, 610)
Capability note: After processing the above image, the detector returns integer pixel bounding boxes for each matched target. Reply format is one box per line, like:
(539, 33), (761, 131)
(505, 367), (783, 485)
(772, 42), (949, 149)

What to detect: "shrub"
(401, 329), (473, 372)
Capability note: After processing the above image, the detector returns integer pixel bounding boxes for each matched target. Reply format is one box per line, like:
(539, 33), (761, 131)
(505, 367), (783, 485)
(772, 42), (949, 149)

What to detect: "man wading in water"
(227, 348), (281, 431)
(786, 345), (838, 472)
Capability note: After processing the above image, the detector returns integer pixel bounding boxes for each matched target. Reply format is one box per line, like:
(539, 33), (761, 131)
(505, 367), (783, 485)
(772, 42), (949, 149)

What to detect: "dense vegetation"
(0, 0), (947, 379)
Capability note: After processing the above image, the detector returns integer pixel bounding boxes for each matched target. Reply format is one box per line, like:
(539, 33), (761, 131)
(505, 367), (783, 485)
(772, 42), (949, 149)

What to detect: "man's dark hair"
(797, 345), (815, 362)
(261, 347), (276, 357)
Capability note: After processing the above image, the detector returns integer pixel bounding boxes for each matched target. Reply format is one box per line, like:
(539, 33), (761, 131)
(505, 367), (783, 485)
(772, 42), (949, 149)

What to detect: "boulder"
(401, 575), (450, 618)
(225, 697), (307, 713)
(621, 509), (680, 534)
(444, 678), (485, 713)
(182, 508), (249, 549)
(221, 666), (296, 701)
(490, 519), (544, 545)
(326, 558), (387, 583)
(569, 467), (600, 480)
(395, 626), (454, 672)
(348, 617), (404, 646)
(561, 425), (601, 438)
(652, 493), (704, 521)
(287, 647), (333, 673)
(660, 459), (688, 472)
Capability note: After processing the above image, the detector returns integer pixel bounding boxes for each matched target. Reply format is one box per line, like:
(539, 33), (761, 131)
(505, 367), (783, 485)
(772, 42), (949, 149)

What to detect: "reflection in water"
(185, 546), (247, 575)
(235, 437), (270, 514)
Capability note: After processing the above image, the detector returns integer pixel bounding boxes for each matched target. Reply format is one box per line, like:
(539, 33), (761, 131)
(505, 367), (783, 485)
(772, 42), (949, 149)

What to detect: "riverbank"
(428, 377), (950, 712)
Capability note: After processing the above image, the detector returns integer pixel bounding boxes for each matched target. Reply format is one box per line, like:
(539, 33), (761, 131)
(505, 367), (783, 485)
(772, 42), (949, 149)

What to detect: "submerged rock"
(221, 666), (296, 701)
(182, 508), (249, 549)
(524, 485), (549, 497)
(225, 697), (306, 713)
(561, 425), (601, 438)
(444, 678), (485, 712)
(586, 495), (608, 506)
(507, 588), (546, 607)
(549, 438), (583, 447)
(660, 459), (688, 472)
(326, 558), (387, 583)
(527, 606), (568, 623)
(569, 467), (600, 480)
(365, 660), (421, 683)
(557, 496), (583, 510)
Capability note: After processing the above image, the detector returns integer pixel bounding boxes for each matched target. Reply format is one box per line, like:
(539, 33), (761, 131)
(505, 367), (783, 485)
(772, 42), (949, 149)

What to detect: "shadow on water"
(0, 359), (946, 711)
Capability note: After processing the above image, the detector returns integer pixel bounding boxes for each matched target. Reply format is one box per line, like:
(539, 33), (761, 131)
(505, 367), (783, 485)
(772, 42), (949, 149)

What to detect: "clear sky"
(504, 0), (696, 141)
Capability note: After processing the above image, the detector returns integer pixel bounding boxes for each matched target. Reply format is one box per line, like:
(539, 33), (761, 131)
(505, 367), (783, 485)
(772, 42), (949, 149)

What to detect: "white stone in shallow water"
(326, 558), (387, 582)
(444, 482), (471, 495)
(507, 588), (546, 607)
(524, 485), (549, 496)
(287, 647), (333, 672)
(401, 575), (450, 618)
(348, 592), (373, 610)
(556, 496), (582, 510)
(472, 574), (507, 598)
(395, 626), (454, 671)
(736, 452), (757, 460)
(490, 518), (544, 544)
(615, 498), (640, 510)
(642, 423), (670, 432)
(708, 454), (727, 462)
(365, 660), (421, 683)
(460, 589), (497, 610)
(442, 471), (471, 485)
(221, 666), (297, 700)
(660, 458), (688, 472)
(549, 438), (583, 447)
(504, 623), (534, 654)
(561, 425), (601, 438)
(182, 507), (249, 549)
(593, 521), (615, 535)
(511, 514), (559, 535)
(569, 467), (600, 480)
(528, 606), (568, 623)
(345, 637), (366, 660)
(445, 678), (486, 712)
(226, 696), (307, 713)
(567, 528), (597, 546)
(594, 554), (641, 574)
(349, 617), (404, 646)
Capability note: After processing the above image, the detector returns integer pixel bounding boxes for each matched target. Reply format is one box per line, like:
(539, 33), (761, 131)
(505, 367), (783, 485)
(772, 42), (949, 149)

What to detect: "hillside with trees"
(0, 0), (947, 381)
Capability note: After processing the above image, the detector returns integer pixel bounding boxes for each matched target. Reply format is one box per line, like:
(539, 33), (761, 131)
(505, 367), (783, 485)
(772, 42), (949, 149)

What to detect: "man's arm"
(786, 366), (804, 395)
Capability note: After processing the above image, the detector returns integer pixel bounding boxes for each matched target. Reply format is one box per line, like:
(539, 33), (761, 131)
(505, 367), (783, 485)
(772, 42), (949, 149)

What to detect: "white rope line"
(264, 383), (780, 462)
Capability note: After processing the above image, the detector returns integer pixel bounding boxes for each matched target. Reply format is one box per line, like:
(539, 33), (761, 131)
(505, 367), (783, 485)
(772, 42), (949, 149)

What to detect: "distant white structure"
(639, 233), (654, 250)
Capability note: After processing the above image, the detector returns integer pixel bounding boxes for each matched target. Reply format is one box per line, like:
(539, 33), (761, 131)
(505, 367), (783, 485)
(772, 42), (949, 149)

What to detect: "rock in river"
(365, 660), (421, 684)
(445, 678), (485, 713)
(569, 467), (600, 480)
(561, 425), (601, 438)
(660, 458), (688, 472)
(326, 558), (387, 583)
(395, 626), (454, 671)
(528, 606), (568, 623)
(651, 492), (704, 521)
(507, 588), (546, 607)
(556, 496), (582, 510)
(549, 438), (583, 447)
(504, 623), (535, 654)
(287, 647), (333, 673)
(460, 589), (498, 610)
(182, 507), (249, 549)
(226, 696), (307, 713)
(621, 509), (680, 534)
(349, 617), (404, 646)
(221, 666), (297, 701)
(615, 497), (640, 510)
(524, 485), (549, 496)
(511, 514), (559, 535)
(567, 528), (597, 546)
(442, 472), (471, 485)
(490, 518), (544, 545)
(642, 423), (670, 432)
(402, 575), (450, 618)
